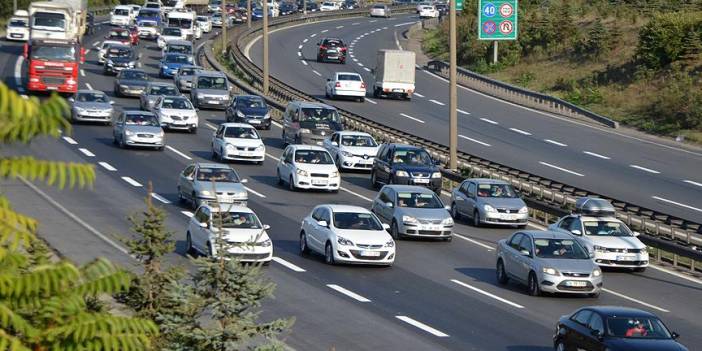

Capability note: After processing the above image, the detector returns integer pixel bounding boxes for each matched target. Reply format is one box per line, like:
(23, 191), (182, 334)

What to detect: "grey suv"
(281, 101), (343, 146)
(190, 70), (232, 109)
(450, 178), (528, 228)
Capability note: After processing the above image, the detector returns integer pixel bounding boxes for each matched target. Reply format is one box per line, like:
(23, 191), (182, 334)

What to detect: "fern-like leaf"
(0, 157), (95, 190)
(0, 329), (31, 351)
(0, 82), (70, 143)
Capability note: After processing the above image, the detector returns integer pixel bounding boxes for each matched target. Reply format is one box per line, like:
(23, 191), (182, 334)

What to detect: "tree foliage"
(636, 11), (702, 69)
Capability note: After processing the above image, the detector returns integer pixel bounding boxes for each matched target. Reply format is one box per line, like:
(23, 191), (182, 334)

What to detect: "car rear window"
(337, 74), (361, 81)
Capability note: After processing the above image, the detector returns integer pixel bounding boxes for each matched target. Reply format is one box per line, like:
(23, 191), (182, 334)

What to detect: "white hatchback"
(211, 123), (265, 164)
(276, 145), (340, 192)
(152, 95), (199, 133)
(325, 72), (366, 102)
(98, 40), (124, 63)
(419, 5), (438, 18)
(300, 204), (394, 266)
(323, 131), (379, 171)
(157, 27), (186, 48)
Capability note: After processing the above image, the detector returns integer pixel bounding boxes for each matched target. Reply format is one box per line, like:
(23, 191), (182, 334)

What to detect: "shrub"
(636, 11), (702, 69)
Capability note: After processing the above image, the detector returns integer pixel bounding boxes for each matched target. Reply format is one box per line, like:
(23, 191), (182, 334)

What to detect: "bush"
(639, 71), (702, 133)
(636, 11), (702, 69)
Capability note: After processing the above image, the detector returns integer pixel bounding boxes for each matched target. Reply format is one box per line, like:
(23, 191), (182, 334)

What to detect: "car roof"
(76, 89), (106, 94)
(338, 131), (372, 137)
(237, 94), (263, 99)
(466, 178), (510, 185)
(323, 204), (371, 213)
(520, 230), (574, 240)
(336, 71), (361, 76)
(147, 81), (177, 87)
(288, 144), (327, 151)
(124, 110), (156, 116)
(161, 95), (187, 99)
(195, 70), (226, 77)
(322, 37), (343, 42)
(384, 143), (423, 150)
(195, 162), (233, 169)
(203, 205), (254, 213)
(383, 184), (435, 193)
(582, 306), (658, 318)
(574, 215), (621, 222)
(291, 100), (335, 109)
(221, 122), (255, 128)
(166, 39), (192, 46)
(120, 68), (146, 74)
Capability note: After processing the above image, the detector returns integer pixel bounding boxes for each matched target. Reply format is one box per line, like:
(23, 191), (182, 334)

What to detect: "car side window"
(559, 217), (574, 229)
(570, 219), (584, 234)
(183, 165), (195, 177)
(194, 207), (207, 223)
(588, 313), (604, 334)
(518, 236), (533, 256)
(378, 188), (390, 203)
(216, 126), (224, 138)
(467, 182), (476, 198)
(284, 149), (293, 163)
(459, 181), (470, 194)
(571, 310), (593, 327)
(331, 133), (338, 144)
(311, 207), (323, 221)
(377, 145), (389, 162)
(319, 208), (331, 224)
(509, 233), (523, 250)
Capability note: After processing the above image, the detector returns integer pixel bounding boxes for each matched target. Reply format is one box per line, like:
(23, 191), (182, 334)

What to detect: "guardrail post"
(673, 254), (678, 267)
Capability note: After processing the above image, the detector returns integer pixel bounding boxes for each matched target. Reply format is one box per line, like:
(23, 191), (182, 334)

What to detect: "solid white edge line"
(451, 279), (525, 309)
(509, 127), (532, 136)
(539, 161), (585, 177)
(458, 135), (491, 147)
(683, 180), (702, 187)
(62, 136), (78, 145)
(181, 210), (194, 217)
(98, 162), (117, 171)
(121, 176), (143, 187)
(395, 316), (449, 337)
(151, 193), (171, 204)
(602, 288), (670, 313)
(429, 99), (445, 106)
(205, 123), (218, 130)
(394, 21), (417, 27)
(414, 92), (425, 97)
(630, 164), (661, 174)
(480, 117), (498, 125)
(544, 139), (568, 147)
(651, 196), (702, 213)
(327, 284), (371, 302)
(85, 82), (93, 90)
(647, 264), (702, 285)
(166, 145), (193, 160)
(340, 187), (373, 202)
(453, 233), (494, 250)
(365, 97), (377, 104)
(243, 185), (266, 198)
(272, 256), (306, 272)
(400, 113), (425, 124)
(583, 151), (611, 160)
(78, 148), (95, 157)
(457, 109), (470, 115)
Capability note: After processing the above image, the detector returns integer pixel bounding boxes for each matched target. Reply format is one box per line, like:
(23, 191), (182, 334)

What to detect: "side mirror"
(671, 332), (680, 340)
(263, 224), (271, 230)
(240, 179), (248, 183)
(385, 202), (394, 208)
(632, 231), (640, 237)
(520, 249), (531, 257)
(331, 141), (338, 146)
(317, 220), (328, 227)
(589, 250), (595, 259)
(571, 229), (582, 236)
(444, 205), (451, 211)
(199, 221), (208, 228)
(185, 175), (194, 181)
(370, 68), (375, 74)
(382, 223), (390, 230)
(326, 78), (331, 82)
(590, 330), (603, 341)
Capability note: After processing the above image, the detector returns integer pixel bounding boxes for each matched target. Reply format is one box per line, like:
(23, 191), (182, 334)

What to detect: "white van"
(111, 5), (133, 26)
(166, 9), (200, 39)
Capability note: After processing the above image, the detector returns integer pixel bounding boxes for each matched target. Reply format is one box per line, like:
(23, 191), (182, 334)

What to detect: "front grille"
(411, 172), (429, 178)
(596, 259), (647, 266)
(556, 281), (594, 292)
(496, 208), (520, 214)
(311, 129), (331, 136)
(171, 115), (189, 121)
(357, 244), (383, 250)
(418, 219), (442, 225)
(227, 253), (269, 260)
(349, 250), (388, 260)
(604, 248), (643, 253)
(352, 163), (373, 168)
(311, 173), (329, 178)
(235, 146), (258, 151)
(42, 77), (65, 85)
(562, 272), (590, 278)
(137, 133), (153, 138)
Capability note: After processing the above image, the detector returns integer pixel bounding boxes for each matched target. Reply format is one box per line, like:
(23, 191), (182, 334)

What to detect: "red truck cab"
(24, 39), (85, 93)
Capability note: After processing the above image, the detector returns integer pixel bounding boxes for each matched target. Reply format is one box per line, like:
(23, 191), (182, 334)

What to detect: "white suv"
(276, 145), (340, 192)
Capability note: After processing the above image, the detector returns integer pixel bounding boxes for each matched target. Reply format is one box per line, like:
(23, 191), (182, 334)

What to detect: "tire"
(177, 187), (185, 203)
(373, 88), (379, 98)
(289, 176), (296, 191)
(528, 271), (541, 296)
(633, 267), (646, 273)
(496, 259), (509, 285)
(186, 232), (195, 256)
(370, 171), (380, 189)
(324, 241), (335, 265)
(300, 232), (310, 255)
(190, 127), (197, 134)
(390, 221), (401, 240)
(473, 210), (482, 227)
(443, 236), (452, 242)
(358, 97), (365, 102)
(118, 135), (126, 148)
(517, 224), (527, 229)
(450, 203), (460, 220)
(277, 168), (284, 186)
(554, 340), (566, 351)
(191, 192), (199, 210)
(588, 291), (601, 298)
(211, 146), (217, 160)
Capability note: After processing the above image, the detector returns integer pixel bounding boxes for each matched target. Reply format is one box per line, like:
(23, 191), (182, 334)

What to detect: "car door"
(279, 147), (294, 180)
(190, 206), (208, 251)
(568, 310), (594, 350)
(376, 145), (392, 183)
(307, 207), (326, 252)
(317, 207), (334, 248)
(226, 96), (236, 120)
(113, 112), (125, 139)
(152, 96), (163, 120)
(554, 216), (576, 235)
(373, 187), (394, 222)
(323, 133), (336, 157)
(463, 182), (478, 215)
(179, 164), (196, 199)
(503, 233), (523, 279)
(515, 234), (535, 281)
(585, 313), (607, 351)
(213, 125), (225, 152)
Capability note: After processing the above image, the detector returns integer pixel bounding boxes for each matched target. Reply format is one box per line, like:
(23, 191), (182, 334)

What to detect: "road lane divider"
(413, 92), (424, 97)
(602, 288), (669, 313)
(151, 193), (171, 204)
(630, 164), (661, 174)
(312, 70), (322, 76)
(683, 180), (702, 187)
(458, 135), (491, 147)
(399, 113), (425, 124)
(78, 148), (95, 157)
(327, 284), (371, 302)
(395, 316), (449, 337)
(651, 196), (702, 213)
(457, 109), (470, 115)
(509, 127), (532, 136)
(166, 145), (193, 160)
(62, 136), (78, 145)
(480, 117), (498, 124)
(243, 186), (267, 198)
(340, 187), (373, 202)
(121, 176), (143, 187)
(85, 83), (93, 90)
(181, 210), (194, 217)
(583, 151), (610, 160)
(539, 161), (585, 177)
(365, 98), (377, 104)
(544, 139), (567, 147)
(429, 99), (445, 106)
(98, 161), (117, 171)
(272, 256), (306, 272)
(453, 233), (495, 251)
(205, 122), (218, 130)
(451, 279), (525, 309)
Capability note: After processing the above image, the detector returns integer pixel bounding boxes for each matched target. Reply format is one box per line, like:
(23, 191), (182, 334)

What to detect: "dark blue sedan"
(159, 53), (192, 78)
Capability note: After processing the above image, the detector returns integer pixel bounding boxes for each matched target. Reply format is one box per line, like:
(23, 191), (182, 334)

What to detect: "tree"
(678, 30), (702, 68)
(0, 82), (158, 349)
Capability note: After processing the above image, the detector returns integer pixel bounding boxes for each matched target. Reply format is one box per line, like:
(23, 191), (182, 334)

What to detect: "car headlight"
(340, 150), (353, 157)
(296, 169), (308, 177)
(396, 170), (409, 177)
(431, 171), (442, 178)
(236, 110), (245, 117)
(337, 236), (354, 246)
(233, 192), (247, 199)
(442, 217), (453, 225)
(518, 206), (528, 214)
(128, 61), (136, 67)
(542, 267), (559, 276)
(198, 190), (213, 197)
(197, 93), (205, 99)
(264, 112), (270, 119)
(107, 60), (114, 66)
(258, 239), (272, 247)
(483, 204), (497, 213)
(159, 130), (165, 137)
(385, 240), (394, 248)
(402, 215), (417, 224)
(299, 128), (311, 134)
(592, 269), (602, 277)
(225, 143), (235, 151)
(74, 106), (86, 113)
(255, 145), (265, 151)
(124, 130), (135, 136)
(120, 85), (129, 89)
(593, 245), (607, 252)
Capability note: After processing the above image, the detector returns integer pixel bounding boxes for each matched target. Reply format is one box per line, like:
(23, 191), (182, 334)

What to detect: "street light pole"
(247, 0), (251, 28)
(448, 0), (458, 170)
(263, 0), (269, 94)
(13, 0), (17, 13)
(221, 0), (227, 54)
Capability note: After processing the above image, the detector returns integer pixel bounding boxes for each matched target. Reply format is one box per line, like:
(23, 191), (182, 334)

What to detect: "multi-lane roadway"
(3, 14), (702, 350)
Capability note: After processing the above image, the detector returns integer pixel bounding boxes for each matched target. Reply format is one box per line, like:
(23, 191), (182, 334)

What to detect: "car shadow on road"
(454, 267), (539, 296)
(505, 346), (552, 351)
(338, 173), (373, 190)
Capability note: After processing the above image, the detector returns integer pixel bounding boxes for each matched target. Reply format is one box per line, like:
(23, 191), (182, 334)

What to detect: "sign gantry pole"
(448, 0), (459, 170)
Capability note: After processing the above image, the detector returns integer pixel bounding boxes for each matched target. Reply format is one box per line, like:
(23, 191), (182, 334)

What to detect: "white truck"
(28, 0), (87, 41)
(166, 9), (201, 39)
(372, 50), (415, 100)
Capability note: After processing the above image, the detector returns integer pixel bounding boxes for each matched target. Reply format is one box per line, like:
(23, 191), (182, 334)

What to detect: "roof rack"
(574, 197), (616, 217)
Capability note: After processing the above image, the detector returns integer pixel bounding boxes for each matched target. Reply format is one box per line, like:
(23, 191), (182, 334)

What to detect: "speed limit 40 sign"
(478, 0), (518, 40)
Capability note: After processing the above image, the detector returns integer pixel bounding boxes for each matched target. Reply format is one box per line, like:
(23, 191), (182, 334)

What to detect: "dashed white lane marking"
(85, 49), (91, 54)
(272, 257), (306, 272)
(121, 176), (143, 187)
(451, 279), (525, 309)
(350, 54), (355, 58)
(312, 70), (322, 76)
(382, 26), (388, 29)
(539, 161), (585, 177)
(310, 33), (317, 37)
(297, 51), (302, 57)
(327, 284), (371, 302)
(205, 123), (217, 130)
(151, 193), (171, 204)
(630, 164), (661, 174)
(509, 127), (532, 136)
(429, 99), (445, 106)
(363, 67), (371, 72)
(336, 25), (344, 29)
(583, 151), (611, 160)
(181, 210), (194, 217)
(453, 234), (494, 250)
(352, 22), (360, 25)
(394, 21), (417, 27)
(363, 32), (369, 35)
(303, 38), (308, 43)
(298, 44), (303, 49)
(78, 148), (95, 157)
(340, 187), (373, 202)
(652, 196), (702, 213)
(395, 316), (449, 337)
(266, 152), (280, 161)
(166, 145), (192, 160)
(544, 139), (568, 147)
(480, 117), (498, 125)
(80, 69), (86, 77)
(459, 135), (491, 147)
(98, 162), (117, 171)
(85, 83), (93, 90)
(352, 58), (358, 62)
(365, 97), (377, 104)
(602, 288), (669, 313)
(243, 185), (266, 198)
(321, 29), (328, 33)
(301, 60), (308, 66)
(413, 92), (424, 97)
(369, 20), (377, 23)
(457, 109), (470, 115)
(62, 136), (78, 145)
(684, 180), (702, 187)
(400, 113), (425, 124)
(357, 62), (364, 67)
(92, 41), (99, 47)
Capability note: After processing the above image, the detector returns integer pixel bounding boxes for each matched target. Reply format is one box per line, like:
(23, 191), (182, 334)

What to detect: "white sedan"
(157, 27), (186, 48)
(98, 40), (124, 63)
(300, 204), (395, 266)
(419, 5), (439, 18)
(325, 72), (366, 102)
(276, 145), (340, 192)
(186, 204), (273, 263)
(320, 2), (339, 11)
(322, 131), (379, 171)
(211, 123), (265, 164)
(152, 95), (199, 133)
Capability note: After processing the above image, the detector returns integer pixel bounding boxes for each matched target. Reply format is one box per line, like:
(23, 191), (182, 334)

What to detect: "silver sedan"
(112, 111), (164, 150)
(140, 82), (180, 111)
(177, 163), (249, 210)
(69, 90), (114, 124)
(450, 178), (528, 228)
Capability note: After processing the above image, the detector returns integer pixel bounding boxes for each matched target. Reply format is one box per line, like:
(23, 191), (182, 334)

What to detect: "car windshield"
(10, 19), (27, 27)
(114, 8), (130, 16)
(179, 67), (198, 75)
(196, 168), (240, 182)
(76, 92), (108, 103)
(30, 45), (75, 61)
(533, 239), (589, 259)
(224, 127), (259, 139)
(107, 47), (131, 57)
(197, 76), (227, 89)
(337, 74), (361, 81)
(149, 85), (178, 95)
(607, 317), (672, 339)
(323, 2), (334, 5)
(162, 27), (182, 36)
(391, 149), (432, 166)
(121, 71), (147, 80)
(218, 212), (262, 229)
(109, 30), (129, 38)
(138, 20), (157, 27)
(138, 10), (158, 17)
(294, 150), (334, 164)
(165, 54), (190, 63)
(161, 98), (192, 109)
(373, 4), (385, 8)
(125, 114), (159, 126)
(168, 18), (192, 29)
(145, 3), (160, 8)
(340, 135), (376, 147)
(238, 96), (266, 108)
(300, 107), (340, 122)
(33, 13), (65, 29)
(333, 212), (383, 230)
(583, 221), (633, 237)
(213, 14), (222, 19)
(168, 45), (192, 54)
(396, 192), (443, 208)
(323, 39), (343, 47)
(476, 183), (517, 198)
(197, 16), (208, 21)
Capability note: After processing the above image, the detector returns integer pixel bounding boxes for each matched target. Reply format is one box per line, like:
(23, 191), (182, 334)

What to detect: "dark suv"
(371, 143), (442, 193)
(317, 38), (347, 63)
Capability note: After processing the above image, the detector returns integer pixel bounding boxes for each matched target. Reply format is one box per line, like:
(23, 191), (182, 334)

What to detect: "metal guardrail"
(200, 8), (702, 266)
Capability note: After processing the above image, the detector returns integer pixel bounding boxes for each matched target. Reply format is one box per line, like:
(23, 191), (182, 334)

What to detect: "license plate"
(392, 88), (404, 92)
(173, 120), (186, 125)
(326, 49), (337, 53)
(617, 255), (636, 261)
(566, 281), (587, 287)
(413, 178), (429, 184)
(208, 100), (220, 104)
(425, 225), (442, 231)
(500, 214), (517, 220)
(312, 179), (327, 185)
(360, 250), (381, 257)
(11, 34), (21, 38)
(249, 119), (261, 124)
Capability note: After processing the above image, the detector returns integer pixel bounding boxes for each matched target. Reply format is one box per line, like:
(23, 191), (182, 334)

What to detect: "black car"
(371, 143), (442, 193)
(435, 3), (448, 16)
(341, 0), (357, 9)
(103, 44), (138, 75)
(279, 1), (298, 15)
(316, 37), (347, 64)
(554, 306), (688, 351)
(114, 69), (150, 97)
(225, 95), (271, 129)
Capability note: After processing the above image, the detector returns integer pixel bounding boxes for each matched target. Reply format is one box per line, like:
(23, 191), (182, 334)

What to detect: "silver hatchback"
(450, 178), (528, 228)
(112, 110), (164, 150)
(69, 90), (114, 124)
(496, 230), (603, 297)
(177, 163), (248, 210)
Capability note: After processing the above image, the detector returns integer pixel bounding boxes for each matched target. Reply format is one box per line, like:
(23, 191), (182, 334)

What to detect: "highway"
(3, 15), (702, 350)
(246, 14), (702, 226)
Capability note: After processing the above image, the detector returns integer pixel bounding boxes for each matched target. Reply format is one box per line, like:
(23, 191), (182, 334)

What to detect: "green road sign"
(455, 0), (463, 11)
(478, 0), (518, 40)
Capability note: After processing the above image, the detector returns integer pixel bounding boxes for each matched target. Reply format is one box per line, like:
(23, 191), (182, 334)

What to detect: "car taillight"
(320, 45), (327, 50)
(335, 82), (341, 87)
(361, 82), (366, 88)
(340, 47), (347, 52)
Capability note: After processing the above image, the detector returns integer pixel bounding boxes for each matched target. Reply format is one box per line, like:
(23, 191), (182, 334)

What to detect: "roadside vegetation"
(422, 0), (702, 143)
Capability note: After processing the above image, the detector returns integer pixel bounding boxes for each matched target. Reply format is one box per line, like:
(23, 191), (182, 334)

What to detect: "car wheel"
(373, 87), (380, 98)
(554, 340), (566, 351)
(450, 203), (460, 220)
(191, 192), (199, 210)
(496, 259), (509, 285)
(391, 221), (401, 240)
(211, 146), (217, 160)
(528, 271), (541, 296)
(473, 210), (481, 227)
(118, 135), (126, 148)
(633, 267), (646, 273)
(370, 171), (379, 189)
(190, 127), (197, 134)
(588, 291), (601, 298)
(177, 187), (185, 203)
(324, 241), (335, 265)
(207, 241), (214, 257)
(358, 97), (364, 102)
(277, 168), (284, 186)
(299, 231), (310, 255)
(186, 232), (195, 256)
(443, 236), (452, 242)
(517, 224), (527, 229)
(289, 176), (296, 191)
